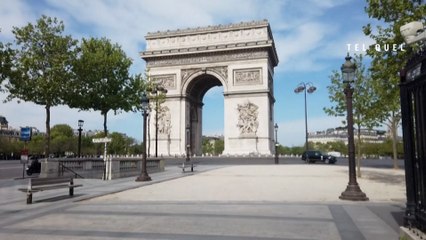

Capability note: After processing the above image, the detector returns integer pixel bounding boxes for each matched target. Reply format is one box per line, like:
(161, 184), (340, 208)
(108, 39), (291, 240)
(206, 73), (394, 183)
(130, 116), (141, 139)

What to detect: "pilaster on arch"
(181, 67), (229, 96)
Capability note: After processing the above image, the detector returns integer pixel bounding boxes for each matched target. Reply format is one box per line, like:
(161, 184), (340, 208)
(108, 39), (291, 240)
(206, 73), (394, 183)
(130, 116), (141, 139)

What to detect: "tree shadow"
(362, 170), (405, 185)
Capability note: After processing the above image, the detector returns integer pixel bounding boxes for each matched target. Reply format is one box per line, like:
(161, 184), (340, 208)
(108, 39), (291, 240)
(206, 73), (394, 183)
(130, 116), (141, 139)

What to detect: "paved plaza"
(0, 163), (406, 239)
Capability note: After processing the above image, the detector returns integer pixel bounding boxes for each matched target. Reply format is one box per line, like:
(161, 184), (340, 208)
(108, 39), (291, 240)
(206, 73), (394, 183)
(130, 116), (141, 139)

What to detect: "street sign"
(20, 127), (32, 141)
(92, 137), (112, 143)
(20, 149), (29, 164)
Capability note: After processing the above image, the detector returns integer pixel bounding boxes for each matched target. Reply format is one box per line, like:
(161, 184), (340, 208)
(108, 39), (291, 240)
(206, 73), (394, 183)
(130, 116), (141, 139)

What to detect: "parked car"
(301, 150), (337, 164)
(26, 157), (41, 175)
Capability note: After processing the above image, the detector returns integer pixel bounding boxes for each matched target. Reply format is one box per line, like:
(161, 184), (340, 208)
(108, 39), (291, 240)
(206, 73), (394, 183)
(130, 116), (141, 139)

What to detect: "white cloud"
(0, 0), (36, 39)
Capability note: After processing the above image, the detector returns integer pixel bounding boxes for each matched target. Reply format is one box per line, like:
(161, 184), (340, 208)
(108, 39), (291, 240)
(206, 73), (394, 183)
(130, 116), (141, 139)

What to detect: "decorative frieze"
(145, 20), (271, 52)
(147, 49), (268, 68)
(151, 74), (176, 90)
(146, 28), (269, 51)
(234, 68), (262, 86)
(146, 20), (269, 39)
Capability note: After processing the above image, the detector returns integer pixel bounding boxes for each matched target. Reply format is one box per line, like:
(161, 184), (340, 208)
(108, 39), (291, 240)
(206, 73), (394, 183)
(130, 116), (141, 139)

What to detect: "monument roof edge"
(146, 20), (270, 39)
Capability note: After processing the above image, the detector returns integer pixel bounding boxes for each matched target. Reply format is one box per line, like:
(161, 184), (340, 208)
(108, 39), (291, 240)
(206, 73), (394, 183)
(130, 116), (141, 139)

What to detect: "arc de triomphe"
(141, 20), (278, 156)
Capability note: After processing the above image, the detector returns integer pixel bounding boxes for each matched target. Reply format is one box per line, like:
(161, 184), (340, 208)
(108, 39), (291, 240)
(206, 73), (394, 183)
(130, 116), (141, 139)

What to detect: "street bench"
(18, 177), (83, 204)
(178, 161), (199, 172)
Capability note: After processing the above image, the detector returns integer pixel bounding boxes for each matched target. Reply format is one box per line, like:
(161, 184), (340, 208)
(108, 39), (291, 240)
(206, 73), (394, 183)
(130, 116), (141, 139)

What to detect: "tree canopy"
(324, 54), (378, 130)
(324, 54), (379, 175)
(4, 15), (78, 156)
(363, 0), (425, 168)
(0, 31), (13, 91)
(69, 37), (137, 136)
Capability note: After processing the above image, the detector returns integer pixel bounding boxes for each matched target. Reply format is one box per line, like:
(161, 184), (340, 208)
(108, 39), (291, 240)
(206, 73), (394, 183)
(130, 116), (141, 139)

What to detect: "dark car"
(301, 150), (337, 164)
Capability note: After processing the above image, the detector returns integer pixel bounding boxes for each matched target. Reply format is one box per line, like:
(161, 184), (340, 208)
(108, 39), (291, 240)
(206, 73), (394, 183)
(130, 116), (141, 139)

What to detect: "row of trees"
(0, 124), (143, 159)
(324, 0), (425, 169)
(0, 15), (148, 157)
(202, 138), (224, 156)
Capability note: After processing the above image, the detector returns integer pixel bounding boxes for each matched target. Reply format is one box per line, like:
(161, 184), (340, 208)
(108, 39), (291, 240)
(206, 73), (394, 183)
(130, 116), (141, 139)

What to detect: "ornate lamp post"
(77, 120), (84, 158)
(186, 123), (190, 162)
(136, 92), (152, 182)
(274, 123), (279, 164)
(294, 82), (316, 152)
(339, 54), (368, 201)
(150, 84), (168, 158)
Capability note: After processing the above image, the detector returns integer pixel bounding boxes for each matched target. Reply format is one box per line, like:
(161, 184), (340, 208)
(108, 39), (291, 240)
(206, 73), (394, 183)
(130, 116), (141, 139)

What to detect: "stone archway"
(141, 20), (279, 156)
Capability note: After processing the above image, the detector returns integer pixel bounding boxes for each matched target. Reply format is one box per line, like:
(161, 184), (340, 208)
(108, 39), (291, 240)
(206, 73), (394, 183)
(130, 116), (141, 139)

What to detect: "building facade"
(309, 127), (387, 144)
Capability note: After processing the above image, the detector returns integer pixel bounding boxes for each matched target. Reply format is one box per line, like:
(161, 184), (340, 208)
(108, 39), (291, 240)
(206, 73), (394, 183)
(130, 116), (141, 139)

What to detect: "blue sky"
(0, 0), (382, 146)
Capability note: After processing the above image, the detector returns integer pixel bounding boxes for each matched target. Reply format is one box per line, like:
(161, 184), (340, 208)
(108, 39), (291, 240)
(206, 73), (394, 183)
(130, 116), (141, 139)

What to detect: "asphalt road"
(0, 157), (404, 180)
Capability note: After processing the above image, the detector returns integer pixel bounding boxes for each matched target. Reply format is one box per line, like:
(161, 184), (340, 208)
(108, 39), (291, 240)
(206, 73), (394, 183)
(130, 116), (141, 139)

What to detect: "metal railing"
(59, 162), (84, 179)
(41, 156), (164, 180)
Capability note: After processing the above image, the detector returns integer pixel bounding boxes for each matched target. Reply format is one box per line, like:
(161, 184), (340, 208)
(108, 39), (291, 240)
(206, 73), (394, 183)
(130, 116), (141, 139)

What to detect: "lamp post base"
(135, 174), (152, 182)
(339, 184), (369, 201)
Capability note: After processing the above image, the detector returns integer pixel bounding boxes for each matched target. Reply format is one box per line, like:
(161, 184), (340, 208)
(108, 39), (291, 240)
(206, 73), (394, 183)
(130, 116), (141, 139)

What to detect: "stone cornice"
(144, 47), (278, 68)
(146, 20), (270, 39)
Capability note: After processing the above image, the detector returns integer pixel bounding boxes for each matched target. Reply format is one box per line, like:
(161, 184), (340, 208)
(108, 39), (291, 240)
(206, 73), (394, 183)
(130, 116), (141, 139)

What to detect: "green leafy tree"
(0, 138), (23, 159)
(70, 37), (134, 136)
(27, 134), (44, 156)
(324, 54), (378, 176)
(80, 135), (97, 156)
(4, 15), (78, 156)
(0, 32), (14, 91)
(202, 138), (214, 155)
(363, 0), (425, 168)
(214, 139), (224, 156)
(128, 142), (143, 155)
(108, 132), (129, 155)
(50, 124), (75, 156)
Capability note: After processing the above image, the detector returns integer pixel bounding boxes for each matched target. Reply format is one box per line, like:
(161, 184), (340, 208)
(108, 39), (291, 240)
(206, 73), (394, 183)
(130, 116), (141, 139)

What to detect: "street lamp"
(150, 84), (168, 158)
(339, 54), (368, 201)
(186, 123), (190, 162)
(77, 120), (84, 158)
(136, 92), (152, 182)
(294, 82), (316, 152)
(274, 123), (279, 164)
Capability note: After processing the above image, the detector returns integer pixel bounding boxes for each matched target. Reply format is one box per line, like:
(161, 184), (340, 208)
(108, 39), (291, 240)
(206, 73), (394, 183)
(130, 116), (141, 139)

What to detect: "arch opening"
(186, 74), (223, 156)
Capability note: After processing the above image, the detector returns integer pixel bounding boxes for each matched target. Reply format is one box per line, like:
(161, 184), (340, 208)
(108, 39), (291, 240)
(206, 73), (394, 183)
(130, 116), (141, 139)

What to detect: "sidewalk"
(0, 164), (406, 240)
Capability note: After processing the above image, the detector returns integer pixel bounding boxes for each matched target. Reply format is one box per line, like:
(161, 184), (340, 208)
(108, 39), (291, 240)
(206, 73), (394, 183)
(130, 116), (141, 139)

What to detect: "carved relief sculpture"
(158, 106), (171, 135)
(151, 74), (176, 90)
(236, 101), (259, 135)
(234, 68), (261, 85)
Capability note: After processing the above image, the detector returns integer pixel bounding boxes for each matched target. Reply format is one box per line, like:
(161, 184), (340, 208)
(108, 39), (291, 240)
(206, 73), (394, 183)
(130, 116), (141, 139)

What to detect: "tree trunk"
(391, 112), (399, 169)
(45, 105), (51, 157)
(103, 111), (108, 137)
(356, 123), (362, 178)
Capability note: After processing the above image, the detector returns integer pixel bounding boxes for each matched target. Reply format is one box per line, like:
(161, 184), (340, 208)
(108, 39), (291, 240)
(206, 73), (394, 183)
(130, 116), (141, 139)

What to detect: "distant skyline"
(0, 0), (386, 146)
